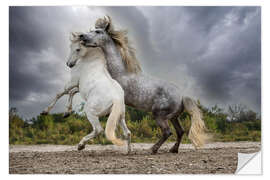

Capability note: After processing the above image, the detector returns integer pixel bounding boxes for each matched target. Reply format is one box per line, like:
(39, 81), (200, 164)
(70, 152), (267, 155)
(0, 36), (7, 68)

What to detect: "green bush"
(9, 103), (261, 145)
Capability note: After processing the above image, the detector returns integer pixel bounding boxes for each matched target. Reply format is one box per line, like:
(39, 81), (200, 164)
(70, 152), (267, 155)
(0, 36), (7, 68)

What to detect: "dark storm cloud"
(135, 7), (261, 111)
(9, 6), (261, 118)
(9, 7), (69, 101)
(9, 6), (105, 118)
(186, 7), (261, 110)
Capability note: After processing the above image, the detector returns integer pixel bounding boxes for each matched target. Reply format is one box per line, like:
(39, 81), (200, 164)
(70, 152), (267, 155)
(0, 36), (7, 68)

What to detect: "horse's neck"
(102, 41), (127, 79)
(80, 54), (105, 70)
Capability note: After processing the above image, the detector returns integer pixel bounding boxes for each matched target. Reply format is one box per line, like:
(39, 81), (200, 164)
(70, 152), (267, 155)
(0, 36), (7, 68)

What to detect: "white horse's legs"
(41, 83), (77, 116)
(41, 90), (68, 115)
(63, 87), (79, 118)
(119, 112), (131, 153)
(78, 106), (104, 151)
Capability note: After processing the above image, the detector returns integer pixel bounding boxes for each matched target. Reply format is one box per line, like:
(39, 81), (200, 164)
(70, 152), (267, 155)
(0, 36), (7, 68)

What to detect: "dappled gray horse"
(75, 16), (209, 154)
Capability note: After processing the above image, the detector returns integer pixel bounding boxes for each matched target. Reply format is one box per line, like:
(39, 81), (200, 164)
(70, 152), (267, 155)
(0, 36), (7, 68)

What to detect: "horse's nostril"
(69, 63), (75, 68)
(79, 34), (85, 40)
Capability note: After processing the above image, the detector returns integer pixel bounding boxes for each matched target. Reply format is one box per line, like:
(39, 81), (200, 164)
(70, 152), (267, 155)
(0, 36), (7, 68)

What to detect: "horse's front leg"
(41, 91), (68, 115)
(41, 83), (77, 115)
(63, 87), (79, 118)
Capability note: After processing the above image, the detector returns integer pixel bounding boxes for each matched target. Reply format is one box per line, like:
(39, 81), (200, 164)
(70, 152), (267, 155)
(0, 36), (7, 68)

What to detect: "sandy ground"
(9, 142), (260, 174)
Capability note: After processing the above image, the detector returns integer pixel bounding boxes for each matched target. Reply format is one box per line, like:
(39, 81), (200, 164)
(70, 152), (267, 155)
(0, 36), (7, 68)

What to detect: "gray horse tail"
(105, 100), (125, 146)
(182, 96), (209, 148)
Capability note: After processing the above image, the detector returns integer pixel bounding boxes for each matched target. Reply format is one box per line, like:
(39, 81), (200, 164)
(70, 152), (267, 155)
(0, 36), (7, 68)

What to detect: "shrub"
(9, 103), (261, 145)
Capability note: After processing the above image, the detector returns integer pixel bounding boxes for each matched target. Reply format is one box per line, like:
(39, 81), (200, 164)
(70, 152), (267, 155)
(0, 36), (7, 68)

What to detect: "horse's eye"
(95, 30), (101, 34)
(76, 49), (80, 52)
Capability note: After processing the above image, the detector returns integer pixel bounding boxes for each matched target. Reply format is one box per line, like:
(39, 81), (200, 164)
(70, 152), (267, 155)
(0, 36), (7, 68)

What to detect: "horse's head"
(80, 16), (112, 48)
(80, 28), (111, 48)
(66, 32), (88, 68)
(80, 15), (142, 74)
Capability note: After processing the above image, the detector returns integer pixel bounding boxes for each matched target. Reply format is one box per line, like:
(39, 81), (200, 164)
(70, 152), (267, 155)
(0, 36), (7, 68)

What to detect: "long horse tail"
(182, 96), (210, 148)
(105, 100), (125, 146)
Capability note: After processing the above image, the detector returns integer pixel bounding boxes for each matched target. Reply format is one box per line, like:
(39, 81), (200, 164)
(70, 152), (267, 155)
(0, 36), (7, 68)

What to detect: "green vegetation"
(9, 103), (261, 145)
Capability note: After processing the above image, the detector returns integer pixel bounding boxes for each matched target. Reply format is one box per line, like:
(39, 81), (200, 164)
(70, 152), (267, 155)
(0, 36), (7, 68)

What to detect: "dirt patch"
(9, 142), (260, 174)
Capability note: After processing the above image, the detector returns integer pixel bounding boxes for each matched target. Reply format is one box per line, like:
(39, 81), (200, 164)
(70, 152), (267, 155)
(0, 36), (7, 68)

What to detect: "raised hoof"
(169, 148), (178, 153)
(63, 112), (71, 118)
(40, 111), (48, 115)
(77, 144), (85, 151)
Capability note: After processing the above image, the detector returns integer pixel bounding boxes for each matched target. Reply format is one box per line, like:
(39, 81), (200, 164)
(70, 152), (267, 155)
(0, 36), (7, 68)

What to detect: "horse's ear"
(70, 32), (77, 41)
(72, 32), (77, 37)
(95, 15), (112, 31)
(104, 15), (111, 32)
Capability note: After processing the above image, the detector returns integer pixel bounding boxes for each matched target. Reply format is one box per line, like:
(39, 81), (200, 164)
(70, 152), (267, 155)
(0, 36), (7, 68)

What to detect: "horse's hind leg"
(151, 117), (172, 154)
(78, 107), (104, 151)
(169, 116), (184, 153)
(119, 112), (131, 154)
(63, 87), (79, 118)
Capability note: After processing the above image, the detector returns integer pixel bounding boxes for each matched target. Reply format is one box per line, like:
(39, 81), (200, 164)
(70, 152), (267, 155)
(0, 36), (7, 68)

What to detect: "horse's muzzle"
(67, 62), (75, 68)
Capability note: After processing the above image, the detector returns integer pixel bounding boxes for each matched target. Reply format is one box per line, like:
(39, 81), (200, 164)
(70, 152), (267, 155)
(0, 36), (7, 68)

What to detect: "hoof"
(150, 147), (158, 155)
(151, 150), (158, 155)
(40, 111), (48, 115)
(77, 144), (85, 151)
(63, 112), (71, 118)
(127, 147), (131, 155)
(169, 148), (178, 153)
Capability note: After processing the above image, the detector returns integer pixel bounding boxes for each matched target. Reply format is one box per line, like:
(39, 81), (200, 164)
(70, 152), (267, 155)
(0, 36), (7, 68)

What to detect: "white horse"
(67, 33), (131, 152)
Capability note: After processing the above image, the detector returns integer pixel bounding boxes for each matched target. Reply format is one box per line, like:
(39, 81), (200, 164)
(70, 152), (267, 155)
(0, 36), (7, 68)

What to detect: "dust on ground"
(9, 142), (260, 174)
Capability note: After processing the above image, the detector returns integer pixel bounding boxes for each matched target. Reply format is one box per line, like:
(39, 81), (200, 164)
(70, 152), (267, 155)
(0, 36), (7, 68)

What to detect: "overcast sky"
(9, 6), (261, 119)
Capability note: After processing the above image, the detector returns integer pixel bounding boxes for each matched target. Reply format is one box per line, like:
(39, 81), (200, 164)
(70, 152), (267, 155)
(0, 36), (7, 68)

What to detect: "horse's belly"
(85, 92), (113, 116)
(124, 90), (153, 111)
(120, 75), (181, 113)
